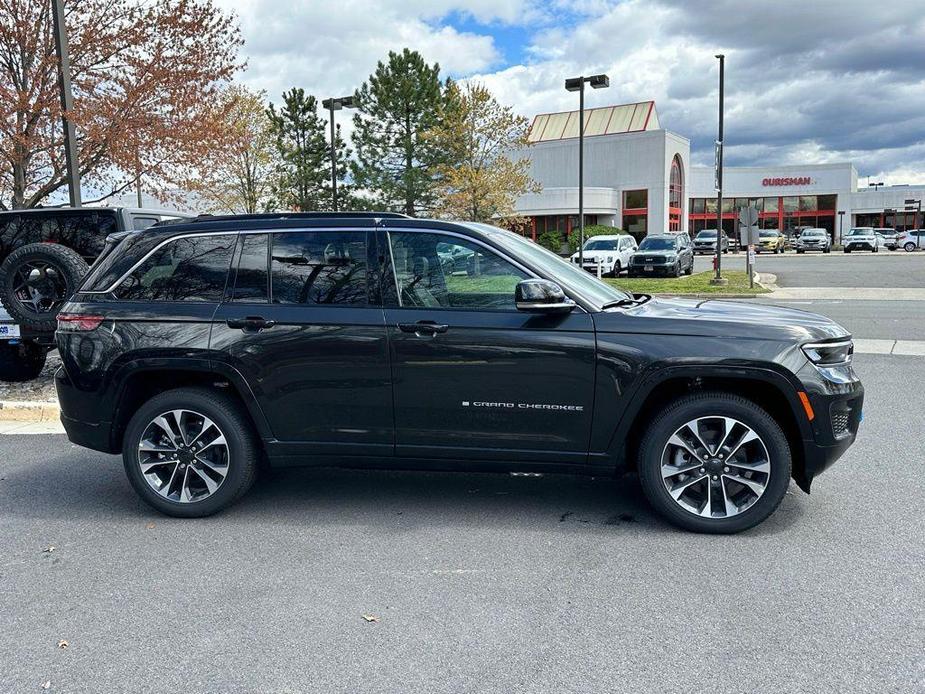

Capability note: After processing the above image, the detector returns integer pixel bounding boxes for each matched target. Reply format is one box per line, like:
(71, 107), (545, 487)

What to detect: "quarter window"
(271, 231), (367, 305)
(232, 234), (269, 302)
(386, 232), (528, 311)
(116, 234), (235, 302)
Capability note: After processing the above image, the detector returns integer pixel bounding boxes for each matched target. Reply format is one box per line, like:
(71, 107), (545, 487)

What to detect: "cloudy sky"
(216, 0), (925, 184)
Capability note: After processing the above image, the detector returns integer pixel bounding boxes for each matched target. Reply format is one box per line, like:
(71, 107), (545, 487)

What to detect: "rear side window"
(115, 235), (235, 302)
(232, 234), (269, 302)
(271, 231), (367, 305)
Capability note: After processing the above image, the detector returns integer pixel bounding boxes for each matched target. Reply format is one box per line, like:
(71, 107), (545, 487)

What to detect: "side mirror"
(515, 279), (575, 314)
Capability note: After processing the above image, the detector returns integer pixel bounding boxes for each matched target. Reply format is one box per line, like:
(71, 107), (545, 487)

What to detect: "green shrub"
(567, 224), (625, 253)
(537, 230), (564, 253)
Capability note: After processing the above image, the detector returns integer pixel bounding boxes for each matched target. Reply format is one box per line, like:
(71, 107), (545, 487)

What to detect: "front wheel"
(637, 392), (792, 533)
(611, 260), (621, 277)
(122, 387), (259, 517)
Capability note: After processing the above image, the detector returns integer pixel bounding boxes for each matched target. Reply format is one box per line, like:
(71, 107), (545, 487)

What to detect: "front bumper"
(845, 241), (876, 251)
(793, 360), (864, 492)
(628, 263), (675, 276)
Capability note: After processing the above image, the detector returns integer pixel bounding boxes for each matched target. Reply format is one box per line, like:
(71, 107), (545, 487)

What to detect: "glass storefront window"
(623, 189), (648, 209)
(799, 195), (817, 211)
(623, 213), (647, 235)
(817, 195), (837, 211)
(748, 198), (763, 212)
(722, 198), (734, 213)
(691, 198), (705, 213)
(705, 198), (717, 214)
(734, 198), (748, 210)
(764, 197), (779, 212)
(783, 196), (798, 213)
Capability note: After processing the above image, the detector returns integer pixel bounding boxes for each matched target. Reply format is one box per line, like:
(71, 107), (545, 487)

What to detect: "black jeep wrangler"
(0, 206), (191, 381)
(55, 213), (863, 533)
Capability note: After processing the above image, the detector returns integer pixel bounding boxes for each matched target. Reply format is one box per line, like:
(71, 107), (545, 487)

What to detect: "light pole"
(51, 0), (80, 207)
(711, 54), (727, 285)
(321, 96), (356, 211)
(905, 198), (922, 247)
(838, 210), (845, 246)
(565, 74), (609, 268)
(868, 181), (884, 190)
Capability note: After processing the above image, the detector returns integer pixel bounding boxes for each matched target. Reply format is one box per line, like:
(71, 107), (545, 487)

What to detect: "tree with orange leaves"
(0, 0), (243, 209)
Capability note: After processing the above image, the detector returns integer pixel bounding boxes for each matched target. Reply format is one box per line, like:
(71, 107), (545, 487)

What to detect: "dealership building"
(513, 101), (925, 241)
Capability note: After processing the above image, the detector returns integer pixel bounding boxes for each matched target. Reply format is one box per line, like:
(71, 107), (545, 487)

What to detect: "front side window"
(387, 232), (528, 311)
(116, 234), (235, 301)
(271, 231), (367, 305)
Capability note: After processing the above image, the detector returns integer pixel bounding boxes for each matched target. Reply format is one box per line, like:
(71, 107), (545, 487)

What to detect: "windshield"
(470, 224), (631, 306)
(802, 230), (825, 237)
(848, 228), (871, 236)
(759, 231), (777, 238)
(638, 238), (676, 251)
(696, 231), (717, 238)
(584, 239), (620, 251)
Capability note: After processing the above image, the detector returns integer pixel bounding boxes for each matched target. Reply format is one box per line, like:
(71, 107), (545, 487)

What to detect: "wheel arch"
(109, 361), (273, 452)
(608, 366), (811, 486)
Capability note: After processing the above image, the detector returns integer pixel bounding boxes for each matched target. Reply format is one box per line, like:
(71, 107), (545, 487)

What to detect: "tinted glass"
(585, 239), (619, 250)
(387, 232), (528, 311)
(232, 234), (269, 302)
(116, 234), (235, 301)
(271, 231), (367, 305)
(132, 216), (160, 230)
(638, 238), (675, 251)
(697, 230), (717, 238)
(623, 190), (648, 209)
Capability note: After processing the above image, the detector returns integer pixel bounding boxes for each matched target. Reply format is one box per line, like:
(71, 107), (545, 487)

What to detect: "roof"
(528, 101), (659, 143)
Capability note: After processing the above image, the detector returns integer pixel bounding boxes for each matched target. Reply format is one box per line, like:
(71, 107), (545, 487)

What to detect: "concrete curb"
(0, 400), (61, 422)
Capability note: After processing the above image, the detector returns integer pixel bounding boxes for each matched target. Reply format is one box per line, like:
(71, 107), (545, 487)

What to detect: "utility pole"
(51, 0), (81, 207)
(711, 54), (726, 285)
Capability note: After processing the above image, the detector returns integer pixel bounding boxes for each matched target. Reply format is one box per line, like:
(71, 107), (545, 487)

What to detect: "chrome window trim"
(81, 227), (372, 295)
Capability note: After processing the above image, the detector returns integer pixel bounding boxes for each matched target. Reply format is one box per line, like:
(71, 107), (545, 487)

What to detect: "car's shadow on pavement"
(2, 447), (807, 537)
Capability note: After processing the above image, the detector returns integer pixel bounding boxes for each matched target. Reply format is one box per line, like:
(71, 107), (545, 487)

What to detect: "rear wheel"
(611, 260), (621, 277)
(0, 341), (47, 382)
(122, 387), (259, 517)
(637, 392), (791, 533)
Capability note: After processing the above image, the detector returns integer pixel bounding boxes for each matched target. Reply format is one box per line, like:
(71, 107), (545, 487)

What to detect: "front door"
(381, 229), (596, 465)
(210, 228), (393, 457)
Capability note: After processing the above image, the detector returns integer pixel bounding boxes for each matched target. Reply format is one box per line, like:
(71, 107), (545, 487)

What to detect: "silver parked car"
(793, 228), (831, 253)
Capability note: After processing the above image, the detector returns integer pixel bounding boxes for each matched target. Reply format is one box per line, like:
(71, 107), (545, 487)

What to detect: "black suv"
(55, 213), (863, 533)
(0, 206), (191, 381)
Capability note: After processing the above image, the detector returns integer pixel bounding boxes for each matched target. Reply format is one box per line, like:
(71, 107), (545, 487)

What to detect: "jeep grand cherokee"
(54, 213), (863, 533)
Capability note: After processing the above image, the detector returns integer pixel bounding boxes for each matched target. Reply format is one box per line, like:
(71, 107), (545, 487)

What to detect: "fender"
(593, 361), (814, 466)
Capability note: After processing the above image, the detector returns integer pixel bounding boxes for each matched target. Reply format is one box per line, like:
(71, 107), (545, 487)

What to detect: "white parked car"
(898, 229), (925, 252)
(843, 227), (883, 253)
(570, 234), (637, 276)
(874, 228), (899, 250)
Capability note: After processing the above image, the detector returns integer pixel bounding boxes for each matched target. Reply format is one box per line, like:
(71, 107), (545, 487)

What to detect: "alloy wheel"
(137, 409), (230, 503)
(660, 416), (771, 518)
(11, 261), (68, 314)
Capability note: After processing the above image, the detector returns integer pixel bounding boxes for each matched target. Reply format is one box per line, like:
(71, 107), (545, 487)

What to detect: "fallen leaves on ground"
(361, 614), (380, 623)
(57, 640), (68, 649)
(145, 522), (156, 530)
(41, 681), (51, 690)
(42, 546), (56, 554)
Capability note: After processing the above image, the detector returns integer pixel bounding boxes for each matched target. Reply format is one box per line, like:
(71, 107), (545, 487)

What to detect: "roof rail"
(189, 211), (411, 223)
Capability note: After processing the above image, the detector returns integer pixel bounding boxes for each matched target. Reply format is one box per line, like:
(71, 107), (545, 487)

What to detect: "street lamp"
(565, 73), (609, 268)
(905, 198), (922, 246)
(321, 95), (356, 211)
(868, 181), (884, 190)
(52, 0), (80, 207)
(711, 54), (727, 285)
(837, 210), (845, 246)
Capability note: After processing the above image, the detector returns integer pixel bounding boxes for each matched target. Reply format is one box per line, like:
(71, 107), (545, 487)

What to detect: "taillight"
(57, 314), (104, 331)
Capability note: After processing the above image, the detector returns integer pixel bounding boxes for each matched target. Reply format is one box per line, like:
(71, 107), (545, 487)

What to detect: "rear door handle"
(397, 321), (449, 336)
(227, 316), (277, 332)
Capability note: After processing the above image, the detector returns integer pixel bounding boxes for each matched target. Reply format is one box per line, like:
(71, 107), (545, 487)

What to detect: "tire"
(905, 242), (916, 252)
(122, 387), (259, 518)
(685, 260), (694, 275)
(0, 243), (89, 331)
(637, 391), (792, 534)
(673, 262), (681, 278)
(796, 249), (804, 254)
(611, 260), (621, 277)
(873, 246), (879, 253)
(0, 341), (47, 382)
(823, 248), (830, 254)
(844, 248), (850, 253)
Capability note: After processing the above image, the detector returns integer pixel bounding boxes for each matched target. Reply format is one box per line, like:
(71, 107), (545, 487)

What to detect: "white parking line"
(0, 421), (65, 435)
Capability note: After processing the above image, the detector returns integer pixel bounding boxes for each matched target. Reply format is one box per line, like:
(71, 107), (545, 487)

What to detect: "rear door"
(381, 228), (596, 465)
(209, 227), (393, 458)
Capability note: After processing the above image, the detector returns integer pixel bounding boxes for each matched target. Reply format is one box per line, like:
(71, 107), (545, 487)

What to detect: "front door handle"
(226, 316), (277, 333)
(398, 321), (449, 336)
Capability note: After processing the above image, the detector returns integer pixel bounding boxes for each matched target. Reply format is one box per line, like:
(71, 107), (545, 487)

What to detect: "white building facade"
(514, 102), (925, 242)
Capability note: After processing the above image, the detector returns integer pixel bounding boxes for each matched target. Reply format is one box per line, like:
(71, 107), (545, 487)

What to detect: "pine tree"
(267, 88), (350, 211)
(351, 49), (447, 216)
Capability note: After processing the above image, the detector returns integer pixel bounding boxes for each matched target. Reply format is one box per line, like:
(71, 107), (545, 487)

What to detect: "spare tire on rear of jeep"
(0, 243), (89, 332)
(0, 340), (47, 382)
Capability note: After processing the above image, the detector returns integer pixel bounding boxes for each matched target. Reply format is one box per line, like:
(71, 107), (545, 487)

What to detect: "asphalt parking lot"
(0, 349), (922, 693)
(692, 248), (924, 287)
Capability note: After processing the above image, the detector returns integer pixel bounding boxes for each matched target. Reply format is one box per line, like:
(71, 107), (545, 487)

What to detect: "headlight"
(606, 255), (614, 263)
(665, 254), (677, 262)
(802, 340), (853, 366)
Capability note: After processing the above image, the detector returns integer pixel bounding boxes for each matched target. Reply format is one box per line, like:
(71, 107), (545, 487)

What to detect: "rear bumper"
(55, 367), (117, 453)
